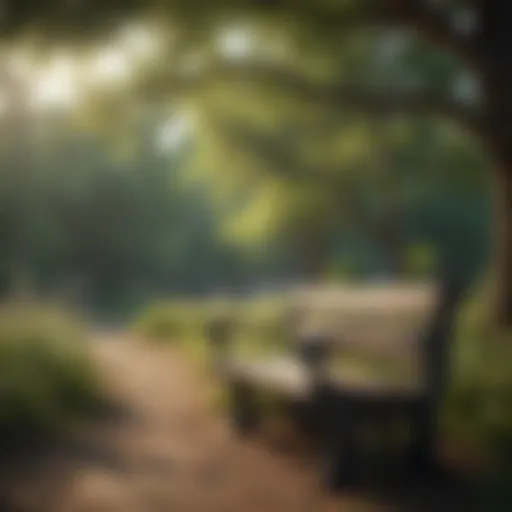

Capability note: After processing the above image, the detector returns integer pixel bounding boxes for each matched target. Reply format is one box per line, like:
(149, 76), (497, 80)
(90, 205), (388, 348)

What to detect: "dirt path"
(0, 334), (469, 512)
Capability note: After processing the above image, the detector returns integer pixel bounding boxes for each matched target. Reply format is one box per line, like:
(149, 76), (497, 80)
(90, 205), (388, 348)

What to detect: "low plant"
(0, 300), (104, 440)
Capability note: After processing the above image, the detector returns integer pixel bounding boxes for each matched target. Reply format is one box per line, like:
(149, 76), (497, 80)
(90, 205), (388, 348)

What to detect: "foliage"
(237, 297), (289, 342)
(444, 283), (512, 468)
(177, 24), (490, 278)
(0, 300), (104, 439)
(0, 1), (493, 307)
(133, 300), (208, 342)
(134, 294), (290, 360)
(403, 243), (438, 278)
(0, 109), (293, 315)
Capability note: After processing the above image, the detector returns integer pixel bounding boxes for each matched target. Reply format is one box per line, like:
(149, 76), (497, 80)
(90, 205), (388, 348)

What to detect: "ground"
(0, 333), (473, 512)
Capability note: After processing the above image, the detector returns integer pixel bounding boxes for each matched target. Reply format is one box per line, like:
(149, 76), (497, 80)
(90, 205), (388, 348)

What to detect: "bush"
(443, 280), (512, 469)
(403, 243), (438, 278)
(236, 298), (290, 353)
(134, 300), (210, 342)
(134, 296), (291, 360)
(0, 300), (104, 439)
(134, 303), (182, 341)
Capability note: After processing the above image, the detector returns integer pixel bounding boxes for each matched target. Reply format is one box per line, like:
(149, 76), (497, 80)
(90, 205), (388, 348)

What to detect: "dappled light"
(0, 1), (509, 511)
(31, 55), (78, 109)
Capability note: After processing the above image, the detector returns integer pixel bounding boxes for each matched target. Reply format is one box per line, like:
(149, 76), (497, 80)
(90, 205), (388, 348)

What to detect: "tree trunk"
(479, 0), (512, 328)
(489, 164), (512, 328)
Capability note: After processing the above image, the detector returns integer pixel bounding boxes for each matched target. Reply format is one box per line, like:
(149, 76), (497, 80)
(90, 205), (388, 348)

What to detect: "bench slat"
(292, 284), (438, 366)
(223, 357), (424, 401)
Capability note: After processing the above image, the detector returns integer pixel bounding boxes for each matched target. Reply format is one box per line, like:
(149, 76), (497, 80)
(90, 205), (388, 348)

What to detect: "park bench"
(205, 276), (468, 490)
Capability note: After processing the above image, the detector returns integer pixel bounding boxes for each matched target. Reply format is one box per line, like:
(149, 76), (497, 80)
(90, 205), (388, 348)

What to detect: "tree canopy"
(0, 0), (509, 325)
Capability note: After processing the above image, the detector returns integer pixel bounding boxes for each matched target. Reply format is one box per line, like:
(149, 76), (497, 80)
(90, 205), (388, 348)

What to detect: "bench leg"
(407, 404), (437, 477)
(321, 413), (358, 490)
(229, 380), (260, 437)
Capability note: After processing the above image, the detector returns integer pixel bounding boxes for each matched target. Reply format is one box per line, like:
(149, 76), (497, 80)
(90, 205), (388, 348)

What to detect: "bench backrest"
(292, 283), (436, 349)
(205, 278), (468, 402)
(288, 279), (466, 391)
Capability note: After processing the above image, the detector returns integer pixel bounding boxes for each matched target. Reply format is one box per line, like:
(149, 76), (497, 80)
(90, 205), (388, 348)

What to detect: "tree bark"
(478, 0), (512, 329)
(489, 163), (512, 328)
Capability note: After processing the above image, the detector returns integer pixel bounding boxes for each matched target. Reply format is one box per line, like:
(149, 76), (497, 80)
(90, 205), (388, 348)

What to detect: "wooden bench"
(205, 277), (468, 490)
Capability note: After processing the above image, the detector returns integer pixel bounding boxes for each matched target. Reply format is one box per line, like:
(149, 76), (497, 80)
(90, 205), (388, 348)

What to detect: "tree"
(188, 77), (489, 281)
(1, 0), (508, 325)
(185, 0), (512, 328)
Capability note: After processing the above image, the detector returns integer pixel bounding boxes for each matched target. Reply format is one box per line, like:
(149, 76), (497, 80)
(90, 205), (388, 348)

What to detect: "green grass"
(441, 279), (512, 473)
(0, 300), (105, 440)
(133, 294), (416, 394)
(133, 295), (290, 360)
(132, 296), (291, 418)
(133, 299), (208, 343)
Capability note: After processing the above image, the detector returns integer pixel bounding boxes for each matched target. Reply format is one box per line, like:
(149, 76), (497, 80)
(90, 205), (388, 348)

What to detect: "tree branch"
(219, 114), (421, 275)
(217, 61), (486, 141)
(137, 57), (486, 141)
(381, 1), (484, 73)
(214, 115), (314, 182)
(216, 115), (392, 243)
(222, 1), (484, 74)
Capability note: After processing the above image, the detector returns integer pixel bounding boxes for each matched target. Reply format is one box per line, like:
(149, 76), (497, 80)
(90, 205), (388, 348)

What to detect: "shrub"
(134, 300), (210, 342)
(403, 243), (438, 278)
(443, 280), (512, 469)
(233, 297), (291, 359)
(238, 298), (287, 338)
(134, 302), (182, 341)
(135, 296), (291, 360)
(0, 300), (104, 440)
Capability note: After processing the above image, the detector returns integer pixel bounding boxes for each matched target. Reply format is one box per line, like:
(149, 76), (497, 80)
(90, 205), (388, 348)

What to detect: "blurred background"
(0, 1), (510, 511)
(0, 2), (493, 321)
